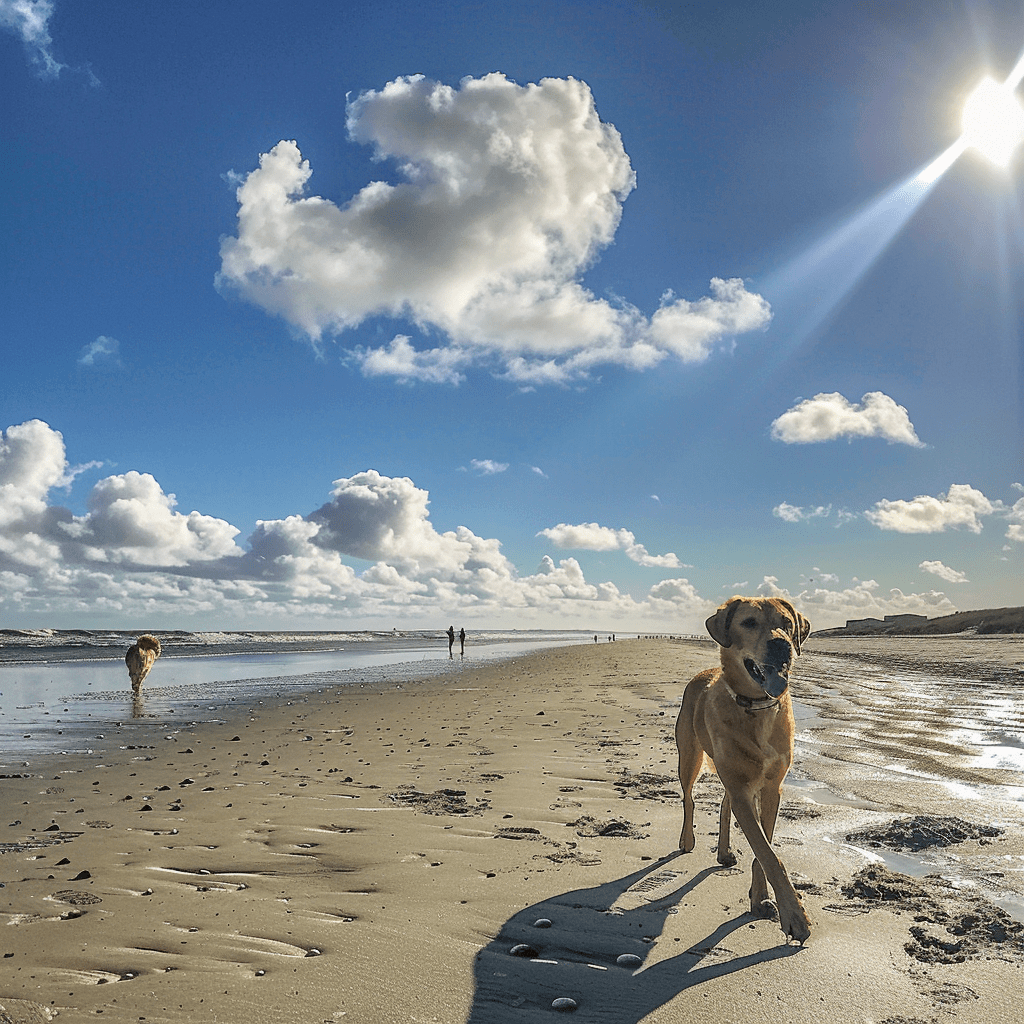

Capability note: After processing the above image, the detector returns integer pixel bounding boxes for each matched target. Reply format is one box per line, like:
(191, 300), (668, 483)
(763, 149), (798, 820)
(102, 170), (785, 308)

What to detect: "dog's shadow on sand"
(467, 852), (802, 1023)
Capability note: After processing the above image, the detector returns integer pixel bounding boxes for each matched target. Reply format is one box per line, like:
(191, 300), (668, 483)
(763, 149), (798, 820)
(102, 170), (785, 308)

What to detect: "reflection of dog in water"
(125, 635), (161, 694)
(676, 596), (812, 942)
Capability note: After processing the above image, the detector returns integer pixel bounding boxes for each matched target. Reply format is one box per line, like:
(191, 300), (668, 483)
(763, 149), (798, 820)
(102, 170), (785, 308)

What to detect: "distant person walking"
(459, 627), (466, 656)
(447, 625), (455, 657)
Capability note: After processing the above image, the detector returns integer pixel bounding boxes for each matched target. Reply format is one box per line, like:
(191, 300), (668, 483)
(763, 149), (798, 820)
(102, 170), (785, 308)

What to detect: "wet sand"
(0, 637), (1022, 1023)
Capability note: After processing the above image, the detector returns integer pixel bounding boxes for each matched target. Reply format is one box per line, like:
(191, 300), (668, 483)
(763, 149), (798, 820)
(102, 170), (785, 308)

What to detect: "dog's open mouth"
(744, 658), (789, 698)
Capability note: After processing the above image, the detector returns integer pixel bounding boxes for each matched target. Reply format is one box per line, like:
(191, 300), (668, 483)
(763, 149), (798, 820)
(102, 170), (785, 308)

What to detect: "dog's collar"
(723, 680), (781, 711)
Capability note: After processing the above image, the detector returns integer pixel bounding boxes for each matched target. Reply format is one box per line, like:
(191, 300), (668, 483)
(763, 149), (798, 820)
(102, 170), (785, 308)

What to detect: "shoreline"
(0, 636), (596, 766)
(1, 638), (1022, 1023)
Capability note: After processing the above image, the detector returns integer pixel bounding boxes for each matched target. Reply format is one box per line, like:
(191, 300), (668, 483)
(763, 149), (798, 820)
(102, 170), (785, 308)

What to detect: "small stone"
(616, 954), (642, 968)
(533, 918), (553, 928)
(510, 944), (538, 958)
(304, 948), (322, 957)
(551, 997), (577, 1011)
(70, 870), (91, 881)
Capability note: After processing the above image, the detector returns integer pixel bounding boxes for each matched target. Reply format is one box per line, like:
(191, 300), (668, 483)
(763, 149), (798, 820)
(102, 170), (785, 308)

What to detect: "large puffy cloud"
(218, 74), (770, 383)
(771, 392), (923, 446)
(0, 420), (243, 571)
(537, 522), (685, 568)
(61, 472), (243, 566)
(305, 470), (512, 577)
(863, 484), (994, 534)
(0, 418), (66, 524)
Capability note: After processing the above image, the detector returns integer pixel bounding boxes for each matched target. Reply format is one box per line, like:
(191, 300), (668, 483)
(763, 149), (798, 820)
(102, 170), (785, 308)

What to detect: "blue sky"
(1, 0), (1021, 632)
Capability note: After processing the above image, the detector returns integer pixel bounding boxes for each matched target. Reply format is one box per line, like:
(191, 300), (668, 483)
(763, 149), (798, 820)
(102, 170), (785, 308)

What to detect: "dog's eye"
(741, 617), (757, 629)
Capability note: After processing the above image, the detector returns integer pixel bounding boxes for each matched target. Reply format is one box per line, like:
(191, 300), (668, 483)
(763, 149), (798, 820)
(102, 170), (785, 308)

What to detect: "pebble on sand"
(510, 944), (538, 958)
(533, 918), (553, 928)
(551, 997), (578, 1011)
(615, 953), (642, 968)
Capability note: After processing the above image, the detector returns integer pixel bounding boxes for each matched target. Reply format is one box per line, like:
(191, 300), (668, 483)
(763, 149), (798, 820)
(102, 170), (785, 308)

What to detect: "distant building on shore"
(817, 606), (1024, 637)
(843, 613), (929, 632)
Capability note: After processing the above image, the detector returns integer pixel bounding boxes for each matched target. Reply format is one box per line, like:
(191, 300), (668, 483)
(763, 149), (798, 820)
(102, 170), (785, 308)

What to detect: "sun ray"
(759, 164), (941, 353)
(760, 50), (1024, 357)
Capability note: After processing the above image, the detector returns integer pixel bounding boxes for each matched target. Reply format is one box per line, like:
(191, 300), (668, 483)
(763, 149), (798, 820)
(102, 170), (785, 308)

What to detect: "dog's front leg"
(748, 781), (783, 909)
(727, 790), (810, 942)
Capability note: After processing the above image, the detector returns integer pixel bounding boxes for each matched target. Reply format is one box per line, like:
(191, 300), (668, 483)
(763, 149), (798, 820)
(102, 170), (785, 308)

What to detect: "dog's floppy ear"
(706, 598), (741, 648)
(777, 599), (811, 653)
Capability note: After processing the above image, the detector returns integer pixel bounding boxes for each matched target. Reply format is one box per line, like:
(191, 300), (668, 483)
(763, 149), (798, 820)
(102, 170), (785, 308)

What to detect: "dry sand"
(1, 637), (1022, 1023)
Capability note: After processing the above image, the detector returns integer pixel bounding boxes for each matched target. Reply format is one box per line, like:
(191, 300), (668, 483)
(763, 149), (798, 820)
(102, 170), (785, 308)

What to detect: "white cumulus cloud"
(919, 560), (969, 583)
(60, 472), (243, 567)
(349, 335), (469, 385)
(1006, 494), (1024, 543)
(218, 73), (770, 383)
(771, 391), (923, 446)
(0, 421), (243, 571)
(864, 484), (994, 534)
(755, 575), (957, 630)
(537, 521), (685, 568)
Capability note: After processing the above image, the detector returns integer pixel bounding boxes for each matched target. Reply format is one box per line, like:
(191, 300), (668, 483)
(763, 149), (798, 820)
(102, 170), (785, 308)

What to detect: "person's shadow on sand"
(467, 852), (803, 1022)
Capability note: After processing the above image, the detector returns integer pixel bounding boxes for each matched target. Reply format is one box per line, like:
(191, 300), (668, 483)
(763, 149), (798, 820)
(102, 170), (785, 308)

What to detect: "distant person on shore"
(459, 627), (466, 656)
(126, 634), (161, 694)
(447, 625), (455, 657)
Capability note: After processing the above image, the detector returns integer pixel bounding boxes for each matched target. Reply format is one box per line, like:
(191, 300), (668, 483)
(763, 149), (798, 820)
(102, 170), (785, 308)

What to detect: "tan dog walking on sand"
(125, 634), (161, 694)
(676, 596), (812, 942)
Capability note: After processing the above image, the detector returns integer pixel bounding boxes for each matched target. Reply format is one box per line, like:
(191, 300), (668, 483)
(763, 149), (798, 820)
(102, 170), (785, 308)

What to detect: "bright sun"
(961, 75), (1024, 166)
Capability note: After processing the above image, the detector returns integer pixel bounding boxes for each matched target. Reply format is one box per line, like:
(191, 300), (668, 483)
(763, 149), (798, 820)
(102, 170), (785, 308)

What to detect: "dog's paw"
(717, 850), (737, 867)
(750, 897), (779, 922)
(780, 905), (811, 944)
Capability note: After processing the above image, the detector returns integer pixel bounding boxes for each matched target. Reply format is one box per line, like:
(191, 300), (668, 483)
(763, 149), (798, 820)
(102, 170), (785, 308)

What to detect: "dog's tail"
(136, 635), (161, 657)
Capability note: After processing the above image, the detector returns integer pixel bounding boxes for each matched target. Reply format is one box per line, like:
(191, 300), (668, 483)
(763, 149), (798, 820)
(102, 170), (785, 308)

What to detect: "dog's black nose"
(766, 637), (793, 666)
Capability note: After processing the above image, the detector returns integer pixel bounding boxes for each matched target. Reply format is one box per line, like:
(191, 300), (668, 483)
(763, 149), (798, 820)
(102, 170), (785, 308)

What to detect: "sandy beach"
(1, 636), (1022, 1024)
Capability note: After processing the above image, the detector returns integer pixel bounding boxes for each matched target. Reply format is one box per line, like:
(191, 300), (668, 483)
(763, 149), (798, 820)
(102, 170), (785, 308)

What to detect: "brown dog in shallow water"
(125, 635), (161, 694)
(676, 596), (812, 942)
